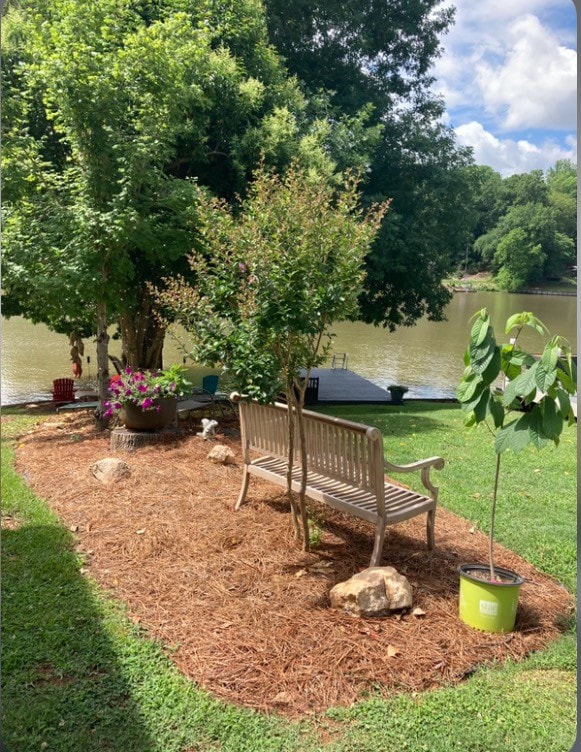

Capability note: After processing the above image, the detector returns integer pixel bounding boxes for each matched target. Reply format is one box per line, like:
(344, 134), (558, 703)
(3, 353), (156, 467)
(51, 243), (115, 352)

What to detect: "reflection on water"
(1, 291), (576, 404)
(331, 291), (577, 399)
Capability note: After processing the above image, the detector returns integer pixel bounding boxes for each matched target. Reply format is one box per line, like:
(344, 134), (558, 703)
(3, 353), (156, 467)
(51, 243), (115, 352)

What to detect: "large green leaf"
(469, 329), (497, 374)
(555, 388), (575, 425)
(556, 367), (576, 394)
(472, 387), (491, 423)
(503, 345), (536, 368)
(456, 373), (481, 404)
(480, 345), (501, 385)
(525, 407), (553, 450)
(489, 394), (504, 428)
(495, 409), (552, 453)
(458, 381), (489, 413)
(541, 397), (563, 440)
(495, 416), (533, 454)
(535, 361), (556, 392)
(470, 311), (490, 346)
(502, 362), (539, 405)
(464, 411), (477, 427)
(541, 338), (560, 373)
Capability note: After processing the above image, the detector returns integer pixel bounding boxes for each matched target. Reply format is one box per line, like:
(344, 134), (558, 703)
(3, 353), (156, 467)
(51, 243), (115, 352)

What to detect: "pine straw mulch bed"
(13, 411), (572, 717)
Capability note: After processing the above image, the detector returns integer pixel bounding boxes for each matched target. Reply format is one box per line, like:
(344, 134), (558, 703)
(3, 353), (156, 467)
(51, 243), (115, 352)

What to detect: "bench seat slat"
(247, 456), (438, 531)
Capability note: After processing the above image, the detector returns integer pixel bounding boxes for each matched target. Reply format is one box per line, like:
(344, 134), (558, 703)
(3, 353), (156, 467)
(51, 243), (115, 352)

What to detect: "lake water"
(1, 291), (577, 405)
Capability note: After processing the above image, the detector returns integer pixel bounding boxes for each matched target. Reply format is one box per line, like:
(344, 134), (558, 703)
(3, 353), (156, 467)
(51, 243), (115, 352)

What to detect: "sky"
(431, 0), (577, 176)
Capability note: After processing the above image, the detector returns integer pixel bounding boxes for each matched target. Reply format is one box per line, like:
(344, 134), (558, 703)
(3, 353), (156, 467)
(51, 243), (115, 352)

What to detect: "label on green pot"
(479, 600), (499, 616)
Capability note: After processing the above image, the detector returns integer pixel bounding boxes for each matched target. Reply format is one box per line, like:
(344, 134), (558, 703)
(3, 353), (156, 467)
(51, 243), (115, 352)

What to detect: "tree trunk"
(285, 383), (302, 542)
(94, 300), (111, 430)
(489, 453), (502, 581)
(119, 288), (166, 369)
(290, 383), (310, 551)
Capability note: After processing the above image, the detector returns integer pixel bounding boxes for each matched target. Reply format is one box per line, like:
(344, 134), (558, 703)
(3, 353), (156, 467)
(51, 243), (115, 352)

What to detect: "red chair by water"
(52, 378), (76, 408)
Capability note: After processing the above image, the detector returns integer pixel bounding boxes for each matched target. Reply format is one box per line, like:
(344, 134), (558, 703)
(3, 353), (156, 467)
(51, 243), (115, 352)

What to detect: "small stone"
(207, 444), (236, 465)
(91, 458), (130, 484)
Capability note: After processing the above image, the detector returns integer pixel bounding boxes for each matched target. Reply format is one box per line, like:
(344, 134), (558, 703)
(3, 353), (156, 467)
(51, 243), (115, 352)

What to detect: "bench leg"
(426, 509), (435, 550)
(370, 518), (386, 567)
(234, 466), (250, 510)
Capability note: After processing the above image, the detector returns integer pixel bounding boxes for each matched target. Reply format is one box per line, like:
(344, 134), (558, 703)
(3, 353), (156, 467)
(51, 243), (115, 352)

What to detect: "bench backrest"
(238, 400), (385, 500)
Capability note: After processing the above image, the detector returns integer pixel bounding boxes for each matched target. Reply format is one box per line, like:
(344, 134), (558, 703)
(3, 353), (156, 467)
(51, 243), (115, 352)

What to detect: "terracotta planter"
(120, 396), (177, 431)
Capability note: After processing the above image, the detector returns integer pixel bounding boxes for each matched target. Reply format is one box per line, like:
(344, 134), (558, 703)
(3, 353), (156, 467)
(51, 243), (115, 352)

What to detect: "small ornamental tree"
(457, 309), (576, 581)
(158, 164), (388, 548)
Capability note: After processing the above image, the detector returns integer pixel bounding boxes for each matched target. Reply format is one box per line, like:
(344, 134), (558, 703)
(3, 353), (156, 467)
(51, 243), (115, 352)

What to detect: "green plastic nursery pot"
(458, 564), (524, 633)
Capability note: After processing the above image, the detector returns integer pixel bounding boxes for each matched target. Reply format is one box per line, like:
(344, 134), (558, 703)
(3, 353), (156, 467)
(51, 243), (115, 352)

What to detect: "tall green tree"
(453, 165), (504, 272)
(546, 159), (577, 246)
(462, 162), (577, 283)
(263, 0), (475, 329)
(497, 169), (549, 209)
(474, 202), (575, 288)
(158, 164), (387, 548)
(2, 0), (365, 401)
(494, 229), (545, 292)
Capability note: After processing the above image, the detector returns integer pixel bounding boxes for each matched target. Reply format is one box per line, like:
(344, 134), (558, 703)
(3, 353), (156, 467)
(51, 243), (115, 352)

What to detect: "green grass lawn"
(317, 403), (577, 593)
(1, 405), (576, 752)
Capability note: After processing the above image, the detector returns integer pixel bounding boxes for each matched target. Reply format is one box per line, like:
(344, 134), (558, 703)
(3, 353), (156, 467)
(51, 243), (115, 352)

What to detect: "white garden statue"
(198, 418), (218, 440)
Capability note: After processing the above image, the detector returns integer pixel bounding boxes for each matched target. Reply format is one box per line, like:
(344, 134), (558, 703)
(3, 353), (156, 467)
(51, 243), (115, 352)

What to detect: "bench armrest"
(384, 456), (444, 474)
(385, 456), (444, 496)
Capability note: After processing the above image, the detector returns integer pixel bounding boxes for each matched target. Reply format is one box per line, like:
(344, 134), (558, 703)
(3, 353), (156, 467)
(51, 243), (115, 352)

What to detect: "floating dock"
(308, 368), (390, 404)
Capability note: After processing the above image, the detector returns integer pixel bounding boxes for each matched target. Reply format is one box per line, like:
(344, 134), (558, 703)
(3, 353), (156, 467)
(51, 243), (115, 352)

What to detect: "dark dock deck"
(308, 368), (390, 404)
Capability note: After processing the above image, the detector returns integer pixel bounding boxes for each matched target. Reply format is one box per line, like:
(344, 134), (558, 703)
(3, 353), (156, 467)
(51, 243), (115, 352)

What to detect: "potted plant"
(104, 364), (191, 430)
(388, 384), (409, 405)
(456, 309), (576, 633)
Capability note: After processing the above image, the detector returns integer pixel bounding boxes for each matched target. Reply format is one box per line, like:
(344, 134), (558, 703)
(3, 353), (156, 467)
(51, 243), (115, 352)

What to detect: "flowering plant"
(104, 364), (191, 418)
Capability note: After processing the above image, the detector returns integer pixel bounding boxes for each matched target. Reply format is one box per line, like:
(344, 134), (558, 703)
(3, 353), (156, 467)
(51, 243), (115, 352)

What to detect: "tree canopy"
(461, 161), (577, 289)
(263, 0), (474, 329)
(2, 0), (370, 368)
(159, 164), (387, 401)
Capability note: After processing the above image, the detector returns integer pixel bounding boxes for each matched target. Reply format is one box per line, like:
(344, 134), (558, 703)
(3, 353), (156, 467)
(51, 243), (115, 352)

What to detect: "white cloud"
(476, 14), (576, 130)
(454, 121), (577, 176)
(431, 3), (576, 171)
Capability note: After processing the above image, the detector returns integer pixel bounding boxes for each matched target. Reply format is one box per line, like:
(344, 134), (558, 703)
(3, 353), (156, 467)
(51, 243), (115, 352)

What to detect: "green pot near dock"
(387, 384), (408, 405)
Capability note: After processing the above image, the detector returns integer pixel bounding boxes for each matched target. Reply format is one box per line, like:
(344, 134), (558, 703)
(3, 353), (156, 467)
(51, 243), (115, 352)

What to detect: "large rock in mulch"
(91, 458), (130, 484)
(330, 566), (413, 617)
(207, 444), (236, 465)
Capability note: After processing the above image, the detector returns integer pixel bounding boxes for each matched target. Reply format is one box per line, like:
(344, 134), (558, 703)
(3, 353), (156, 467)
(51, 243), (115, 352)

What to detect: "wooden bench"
(233, 397), (444, 566)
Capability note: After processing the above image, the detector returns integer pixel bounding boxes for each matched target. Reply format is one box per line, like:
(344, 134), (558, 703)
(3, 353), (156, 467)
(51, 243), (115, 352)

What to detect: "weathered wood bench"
(233, 397), (444, 566)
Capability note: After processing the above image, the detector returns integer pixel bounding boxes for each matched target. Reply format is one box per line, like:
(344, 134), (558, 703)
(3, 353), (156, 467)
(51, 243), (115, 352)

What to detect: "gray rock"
(91, 458), (130, 484)
(329, 566), (413, 617)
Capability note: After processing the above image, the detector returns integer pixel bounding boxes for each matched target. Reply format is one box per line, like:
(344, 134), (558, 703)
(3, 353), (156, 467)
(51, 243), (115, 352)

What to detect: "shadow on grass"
(2, 522), (155, 752)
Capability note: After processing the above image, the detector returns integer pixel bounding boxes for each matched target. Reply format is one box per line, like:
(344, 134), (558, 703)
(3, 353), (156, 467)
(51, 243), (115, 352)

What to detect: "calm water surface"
(1, 291), (576, 404)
